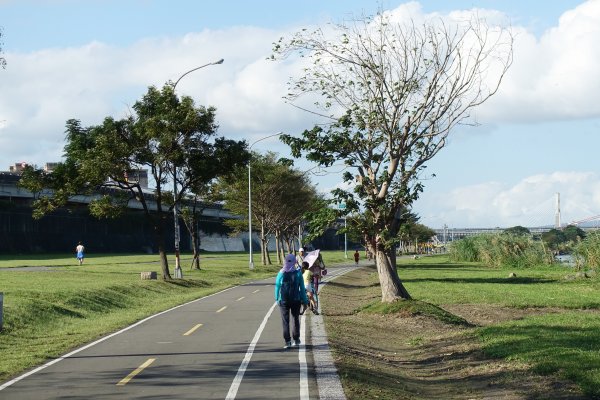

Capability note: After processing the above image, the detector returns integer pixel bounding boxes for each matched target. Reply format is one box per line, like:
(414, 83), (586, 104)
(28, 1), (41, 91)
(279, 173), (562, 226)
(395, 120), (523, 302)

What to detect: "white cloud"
(414, 171), (600, 229)
(377, 1), (600, 124)
(2, 1), (597, 166)
(478, 0), (600, 122)
(1, 0), (599, 234)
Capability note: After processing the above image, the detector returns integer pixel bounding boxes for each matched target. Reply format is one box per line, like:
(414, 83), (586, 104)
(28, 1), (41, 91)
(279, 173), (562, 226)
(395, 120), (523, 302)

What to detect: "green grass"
(0, 250), (350, 382)
(404, 256), (600, 397)
(397, 255), (600, 308)
(478, 312), (600, 397)
(324, 255), (600, 398)
(360, 299), (471, 326)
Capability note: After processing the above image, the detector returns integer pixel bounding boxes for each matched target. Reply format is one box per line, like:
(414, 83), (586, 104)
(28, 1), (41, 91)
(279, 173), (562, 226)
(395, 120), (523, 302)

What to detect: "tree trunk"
(154, 219), (171, 280)
(375, 247), (411, 302)
(275, 232), (282, 264)
(260, 220), (267, 265)
(264, 237), (273, 265)
(190, 231), (201, 270)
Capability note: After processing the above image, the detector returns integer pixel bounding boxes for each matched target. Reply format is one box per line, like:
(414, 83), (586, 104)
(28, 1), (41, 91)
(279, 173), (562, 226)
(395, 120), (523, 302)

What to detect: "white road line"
(299, 313), (309, 399)
(216, 306), (227, 313)
(225, 301), (277, 400)
(236, 296), (245, 301)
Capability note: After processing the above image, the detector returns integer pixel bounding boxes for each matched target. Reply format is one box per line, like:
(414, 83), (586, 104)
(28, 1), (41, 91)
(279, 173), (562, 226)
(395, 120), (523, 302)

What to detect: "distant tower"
(555, 192), (561, 229)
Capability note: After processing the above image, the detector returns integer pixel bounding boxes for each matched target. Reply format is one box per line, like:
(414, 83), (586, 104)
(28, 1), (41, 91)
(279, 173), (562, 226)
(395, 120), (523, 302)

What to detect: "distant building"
(44, 162), (59, 173)
(108, 169), (149, 189)
(8, 162), (29, 174)
(125, 169), (149, 189)
(7, 161), (59, 174)
(6, 161), (148, 189)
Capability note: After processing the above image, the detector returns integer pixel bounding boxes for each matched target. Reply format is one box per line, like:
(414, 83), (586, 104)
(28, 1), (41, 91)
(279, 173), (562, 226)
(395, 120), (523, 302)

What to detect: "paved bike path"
(0, 265), (355, 399)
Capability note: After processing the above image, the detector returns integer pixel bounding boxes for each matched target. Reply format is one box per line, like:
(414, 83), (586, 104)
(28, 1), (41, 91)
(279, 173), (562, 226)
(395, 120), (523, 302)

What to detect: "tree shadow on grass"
(402, 276), (556, 285)
(480, 320), (600, 398)
(324, 280), (380, 290)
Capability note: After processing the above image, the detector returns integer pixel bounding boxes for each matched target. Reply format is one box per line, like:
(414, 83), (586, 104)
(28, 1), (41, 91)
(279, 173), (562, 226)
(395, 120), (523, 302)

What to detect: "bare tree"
(274, 11), (513, 302)
(0, 27), (7, 69)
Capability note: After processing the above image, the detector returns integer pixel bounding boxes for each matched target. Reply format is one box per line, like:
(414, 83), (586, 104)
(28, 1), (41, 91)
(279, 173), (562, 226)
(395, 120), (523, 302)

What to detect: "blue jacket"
(274, 269), (309, 304)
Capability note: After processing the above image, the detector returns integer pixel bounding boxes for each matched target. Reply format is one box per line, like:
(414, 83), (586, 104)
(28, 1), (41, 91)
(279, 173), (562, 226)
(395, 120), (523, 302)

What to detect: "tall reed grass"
(573, 230), (600, 270)
(449, 233), (553, 268)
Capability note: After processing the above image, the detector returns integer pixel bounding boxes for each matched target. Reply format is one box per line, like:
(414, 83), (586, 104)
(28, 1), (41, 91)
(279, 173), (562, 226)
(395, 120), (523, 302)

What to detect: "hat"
(299, 247), (304, 252)
(283, 254), (296, 272)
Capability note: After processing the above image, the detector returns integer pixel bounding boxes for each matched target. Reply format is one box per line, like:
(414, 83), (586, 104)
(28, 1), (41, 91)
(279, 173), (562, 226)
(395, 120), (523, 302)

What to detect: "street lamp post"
(248, 132), (283, 270)
(338, 202), (348, 258)
(344, 216), (348, 258)
(171, 58), (224, 278)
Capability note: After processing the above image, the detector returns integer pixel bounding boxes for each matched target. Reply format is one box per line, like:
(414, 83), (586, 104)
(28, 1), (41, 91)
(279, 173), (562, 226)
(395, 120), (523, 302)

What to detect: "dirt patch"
(320, 268), (588, 400)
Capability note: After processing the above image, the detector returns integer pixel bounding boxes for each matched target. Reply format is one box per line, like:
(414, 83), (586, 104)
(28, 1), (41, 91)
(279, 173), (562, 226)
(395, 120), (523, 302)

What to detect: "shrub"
(449, 233), (553, 268)
(573, 231), (600, 270)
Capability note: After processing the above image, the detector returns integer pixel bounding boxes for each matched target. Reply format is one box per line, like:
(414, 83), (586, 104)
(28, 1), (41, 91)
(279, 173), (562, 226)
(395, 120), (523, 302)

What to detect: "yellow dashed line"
(216, 306), (227, 313)
(183, 323), (203, 336)
(116, 358), (155, 386)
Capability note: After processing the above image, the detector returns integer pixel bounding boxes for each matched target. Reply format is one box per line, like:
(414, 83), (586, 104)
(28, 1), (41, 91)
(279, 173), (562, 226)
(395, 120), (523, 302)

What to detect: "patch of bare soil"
(321, 269), (588, 400)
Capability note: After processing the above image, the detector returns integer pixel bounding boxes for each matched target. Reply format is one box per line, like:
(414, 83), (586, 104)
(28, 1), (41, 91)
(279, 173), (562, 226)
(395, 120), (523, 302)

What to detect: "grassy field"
(321, 255), (600, 399)
(3, 252), (599, 398)
(0, 250), (350, 382)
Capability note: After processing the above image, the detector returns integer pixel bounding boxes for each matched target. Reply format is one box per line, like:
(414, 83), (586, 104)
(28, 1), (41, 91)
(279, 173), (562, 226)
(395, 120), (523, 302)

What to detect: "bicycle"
(308, 275), (319, 314)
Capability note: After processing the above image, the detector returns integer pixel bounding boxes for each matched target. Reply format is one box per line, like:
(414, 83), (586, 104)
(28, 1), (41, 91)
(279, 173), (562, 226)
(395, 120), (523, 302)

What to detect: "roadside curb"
(309, 263), (364, 400)
(310, 306), (347, 400)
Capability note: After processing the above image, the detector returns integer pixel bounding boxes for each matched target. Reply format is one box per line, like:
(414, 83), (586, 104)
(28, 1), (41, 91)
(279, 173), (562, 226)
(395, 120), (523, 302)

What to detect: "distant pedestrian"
(354, 250), (360, 266)
(296, 247), (305, 269)
(275, 254), (309, 349)
(75, 241), (85, 265)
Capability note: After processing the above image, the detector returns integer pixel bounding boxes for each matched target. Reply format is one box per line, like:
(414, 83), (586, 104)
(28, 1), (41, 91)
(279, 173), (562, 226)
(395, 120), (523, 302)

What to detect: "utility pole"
(443, 224), (448, 244)
(555, 192), (561, 229)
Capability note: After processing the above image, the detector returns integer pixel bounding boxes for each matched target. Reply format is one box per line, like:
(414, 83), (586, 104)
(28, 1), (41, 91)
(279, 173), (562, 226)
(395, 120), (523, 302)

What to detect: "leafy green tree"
(541, 226), (586, 253)
(541, 229), (567, 251)
(503, 226), (531, 236)
(218, 152), (318, 265)
(563, 225), (586, 242)
(273, 11), (512, 301)
(401, 223), (436, 245)
(20, 84), (248, 279)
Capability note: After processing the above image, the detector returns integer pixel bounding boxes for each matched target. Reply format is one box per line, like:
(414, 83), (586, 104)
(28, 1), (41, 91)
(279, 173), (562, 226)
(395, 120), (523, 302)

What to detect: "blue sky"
(1, 0), (598, 229)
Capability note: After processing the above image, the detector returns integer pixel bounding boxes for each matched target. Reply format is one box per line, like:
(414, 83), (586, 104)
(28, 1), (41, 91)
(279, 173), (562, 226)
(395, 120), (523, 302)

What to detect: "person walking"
(353, 249), (360, 266)
(296, 247), (305, 268)
(75, 241), (85, 265)
(274, 254), (309, 349)
(301, 261), (318, 314)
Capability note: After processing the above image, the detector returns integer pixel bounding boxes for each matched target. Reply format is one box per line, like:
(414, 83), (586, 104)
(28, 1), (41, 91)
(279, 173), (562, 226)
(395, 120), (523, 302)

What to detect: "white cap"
(299, 248), (304, 252)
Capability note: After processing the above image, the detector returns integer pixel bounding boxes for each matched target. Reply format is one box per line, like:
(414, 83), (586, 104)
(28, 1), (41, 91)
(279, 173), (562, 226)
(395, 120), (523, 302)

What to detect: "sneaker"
(284, 341), (292, 349)
(292, 339), (301, 347)
(312, 309), (319, 315)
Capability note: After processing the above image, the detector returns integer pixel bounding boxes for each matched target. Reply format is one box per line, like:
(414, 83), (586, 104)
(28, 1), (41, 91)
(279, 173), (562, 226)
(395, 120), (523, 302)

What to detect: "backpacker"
(280, 271), (298, 303)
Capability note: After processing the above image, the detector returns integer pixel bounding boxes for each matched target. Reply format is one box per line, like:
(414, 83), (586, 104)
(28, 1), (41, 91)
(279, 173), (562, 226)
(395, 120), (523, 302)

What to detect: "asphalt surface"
(0, 264), (356, 399)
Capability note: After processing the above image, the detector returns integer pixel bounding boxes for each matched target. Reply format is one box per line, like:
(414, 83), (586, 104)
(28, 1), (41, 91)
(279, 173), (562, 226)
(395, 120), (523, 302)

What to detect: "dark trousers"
(279, 301), (301, 342)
